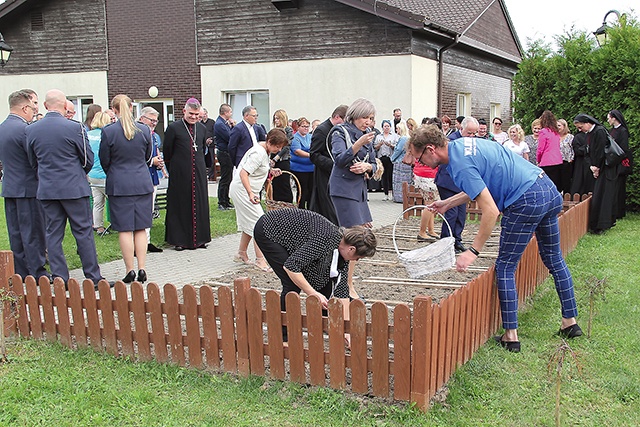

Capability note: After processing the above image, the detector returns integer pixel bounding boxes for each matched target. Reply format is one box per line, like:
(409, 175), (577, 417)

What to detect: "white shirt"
(503, 139), (530, 158)
(243, 119), (258, 145)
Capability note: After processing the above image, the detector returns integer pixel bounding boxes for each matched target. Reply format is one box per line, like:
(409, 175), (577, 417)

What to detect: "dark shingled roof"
(378, 0), (494, 34)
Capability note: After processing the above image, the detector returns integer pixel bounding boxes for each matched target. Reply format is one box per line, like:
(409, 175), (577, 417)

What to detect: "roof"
(335, 0), (523, 62)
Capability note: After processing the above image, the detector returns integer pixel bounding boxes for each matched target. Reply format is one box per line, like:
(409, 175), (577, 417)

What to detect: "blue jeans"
(495, 174), (578, 330)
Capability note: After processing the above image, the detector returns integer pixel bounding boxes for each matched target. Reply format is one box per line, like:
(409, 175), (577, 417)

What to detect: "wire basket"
(264, 170), (301, 211)
(392, 206), (456, 278)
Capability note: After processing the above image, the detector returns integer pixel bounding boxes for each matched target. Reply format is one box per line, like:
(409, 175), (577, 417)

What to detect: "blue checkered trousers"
(495, 174), (578, 330)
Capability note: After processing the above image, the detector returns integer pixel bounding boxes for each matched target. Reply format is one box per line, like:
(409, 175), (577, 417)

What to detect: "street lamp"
(0, 32), (13, 67)
(593, 10), (620, 47)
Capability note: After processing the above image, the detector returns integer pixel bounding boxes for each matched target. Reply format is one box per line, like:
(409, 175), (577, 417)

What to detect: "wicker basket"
(264, 170), (301, 211)
(392, 206), (456, 278)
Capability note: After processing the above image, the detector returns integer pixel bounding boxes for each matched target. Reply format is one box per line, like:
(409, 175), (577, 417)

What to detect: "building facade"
(0, 0), (522, 130)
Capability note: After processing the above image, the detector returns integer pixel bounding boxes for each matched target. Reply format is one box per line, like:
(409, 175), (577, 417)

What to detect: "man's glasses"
(417, 146), (428, 165)
(143, 116), (158, 124)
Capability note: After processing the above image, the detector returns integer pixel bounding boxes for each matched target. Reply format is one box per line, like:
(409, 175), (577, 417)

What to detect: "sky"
(503, 0), (637, 49)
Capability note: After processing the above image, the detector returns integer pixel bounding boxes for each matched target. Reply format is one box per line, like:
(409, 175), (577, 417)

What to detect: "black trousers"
(254, 216), (332, 340)
(292, 170), (313, 210)
(380, 156), (394, 196)
(216, 150), (233, 208)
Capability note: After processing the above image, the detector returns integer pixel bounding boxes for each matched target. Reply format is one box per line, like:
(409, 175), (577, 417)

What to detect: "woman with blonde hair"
(406, 117), (418, 135)
(524, 118), (541, 165)
(87, 111), (112, 235)
(99, 94), (154, 283)
(270, 109), (294, 202)
(503, 124), (530, 160)
(391, 122), (412, 203)
(557, 118), (574, 194)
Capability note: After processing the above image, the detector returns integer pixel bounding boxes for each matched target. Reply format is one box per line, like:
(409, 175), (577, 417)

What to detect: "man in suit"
(26, 89), (104, 287)
(309, 104), (348, 225)
(213, 103), (235, 210)
(200, 107), (217, 181)
(228, 105), (266, 167)
(434, 116), (478, 253)
(0, 90), (49, 280)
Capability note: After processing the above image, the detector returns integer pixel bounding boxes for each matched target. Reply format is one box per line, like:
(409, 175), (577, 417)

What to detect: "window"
(226, 91), (270, 129)
(456, 93), (470, 117)
(490, 103), (501, 124)
(67, 97), (94, 123)
(133, 99), (175, 142)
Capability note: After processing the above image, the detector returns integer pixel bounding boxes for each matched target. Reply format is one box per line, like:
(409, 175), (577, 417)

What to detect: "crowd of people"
(0, 88), (633, 351)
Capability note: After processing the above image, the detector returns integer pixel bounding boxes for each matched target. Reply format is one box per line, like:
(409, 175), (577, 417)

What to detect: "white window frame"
(225, 91), (270, 129)
(490, 103), (502, 124)
(456, 93), (471, 117)
(68, 97), (94, 123)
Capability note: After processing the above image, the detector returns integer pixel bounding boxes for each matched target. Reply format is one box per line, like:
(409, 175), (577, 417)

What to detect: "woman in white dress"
(504, 124), (530, 161)
(230, 129), (289, 271)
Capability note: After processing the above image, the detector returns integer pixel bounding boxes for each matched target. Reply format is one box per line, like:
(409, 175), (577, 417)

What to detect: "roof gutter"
(434, 0), (497, 116)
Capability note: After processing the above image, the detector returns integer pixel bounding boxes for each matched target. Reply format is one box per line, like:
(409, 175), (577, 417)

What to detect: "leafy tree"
(513, 14), (640, 210)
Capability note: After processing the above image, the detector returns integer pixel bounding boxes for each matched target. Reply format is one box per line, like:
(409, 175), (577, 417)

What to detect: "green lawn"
(0, 195), (238, 269)
(1, 212), (639, 425)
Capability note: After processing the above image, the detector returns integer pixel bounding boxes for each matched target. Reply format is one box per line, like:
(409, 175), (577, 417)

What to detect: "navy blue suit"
(0, 114), (48, 279)
(214, 115), (233, 207)
(434, 131), (467, 244)
(228, 120), (266, 167)
(26, 111), (102, 284)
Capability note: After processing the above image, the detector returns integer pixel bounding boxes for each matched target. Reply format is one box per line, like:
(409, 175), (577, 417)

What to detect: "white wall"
(200, 55), (438, 127)
(0, 71), (109, 118)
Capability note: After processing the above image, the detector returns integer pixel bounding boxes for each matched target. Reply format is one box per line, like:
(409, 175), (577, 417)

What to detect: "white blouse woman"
(504, 124), (530, 161)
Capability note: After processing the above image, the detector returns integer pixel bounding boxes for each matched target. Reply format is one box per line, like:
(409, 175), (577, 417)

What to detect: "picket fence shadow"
(0, 195), (590, 411)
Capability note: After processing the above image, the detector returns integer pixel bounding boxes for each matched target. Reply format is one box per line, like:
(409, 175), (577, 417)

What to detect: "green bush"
(513, 14), (640, 210)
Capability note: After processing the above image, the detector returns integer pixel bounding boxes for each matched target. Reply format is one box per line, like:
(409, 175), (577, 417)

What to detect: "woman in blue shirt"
(87, 111), (112, 235)
(290, 117), (314, 209)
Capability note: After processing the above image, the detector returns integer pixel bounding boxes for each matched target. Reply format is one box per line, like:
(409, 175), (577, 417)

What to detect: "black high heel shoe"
(137, 269), (147, 283)
(122, 270), (136, 283)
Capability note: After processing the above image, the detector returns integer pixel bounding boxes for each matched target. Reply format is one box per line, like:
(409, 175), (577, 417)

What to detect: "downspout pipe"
(437, 34), (459, 117)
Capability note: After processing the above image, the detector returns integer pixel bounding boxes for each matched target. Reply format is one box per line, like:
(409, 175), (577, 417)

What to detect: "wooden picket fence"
(0, 195), (590, 411)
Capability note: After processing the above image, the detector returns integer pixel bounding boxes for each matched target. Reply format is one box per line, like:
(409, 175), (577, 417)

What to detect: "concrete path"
(70, 182), (404, 287)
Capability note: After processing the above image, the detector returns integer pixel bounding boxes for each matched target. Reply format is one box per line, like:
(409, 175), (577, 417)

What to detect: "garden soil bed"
(199, 218), (500, 306)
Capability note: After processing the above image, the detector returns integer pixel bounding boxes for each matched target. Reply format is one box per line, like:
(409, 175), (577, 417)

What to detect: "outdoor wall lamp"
(593, 10), (620, 47)
(0, 32), (13, 67)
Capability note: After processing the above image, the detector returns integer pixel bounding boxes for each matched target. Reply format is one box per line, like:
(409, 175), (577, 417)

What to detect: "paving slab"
(70, 182), (405, 287)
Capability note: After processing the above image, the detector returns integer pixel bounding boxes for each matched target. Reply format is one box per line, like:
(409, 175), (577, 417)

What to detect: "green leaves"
(514, 15), (640, 210)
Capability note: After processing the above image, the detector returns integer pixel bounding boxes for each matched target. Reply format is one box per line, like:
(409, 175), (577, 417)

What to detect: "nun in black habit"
(607, 109), (632, 219)
(569, 130), (594, 196)
(573, 114), (617, 234)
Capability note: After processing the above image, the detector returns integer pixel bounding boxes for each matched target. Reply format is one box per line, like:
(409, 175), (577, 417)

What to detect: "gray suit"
(0, 114), (48, 279)
(26, 111), (102, 284)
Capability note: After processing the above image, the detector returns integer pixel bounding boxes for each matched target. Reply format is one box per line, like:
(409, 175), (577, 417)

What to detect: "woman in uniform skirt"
(100, 94), (154, 283)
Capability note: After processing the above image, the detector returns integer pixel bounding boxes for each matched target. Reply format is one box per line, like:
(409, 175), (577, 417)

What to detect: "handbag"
(605, 133), (626, 166)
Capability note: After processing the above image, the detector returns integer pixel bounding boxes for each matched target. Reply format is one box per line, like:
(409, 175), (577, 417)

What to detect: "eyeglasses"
(23, 104), (37, 112)
(417, 146), (428, 166)
(493, 122), (502, 126)
(142, 116), (158, 124)
(299, 125), (310, 128)
(249, 114), (259, 118)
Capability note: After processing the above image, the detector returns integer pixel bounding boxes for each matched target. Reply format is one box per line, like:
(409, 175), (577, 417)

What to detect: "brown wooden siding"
(464, 1), (521, 59)
(105, 0), (201, 114)
(195, 0), (412, 65)
(0, 0), (107, 75)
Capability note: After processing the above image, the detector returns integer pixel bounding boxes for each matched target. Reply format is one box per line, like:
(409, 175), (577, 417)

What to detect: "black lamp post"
(0, 32), (13, 67)
(593, 10), (620, 47)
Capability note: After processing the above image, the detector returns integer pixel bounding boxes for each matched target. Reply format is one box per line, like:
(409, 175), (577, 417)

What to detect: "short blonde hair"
(395, 122), (408, 137)
(508, 124), (525, 143)
(90, 111), (112, 130)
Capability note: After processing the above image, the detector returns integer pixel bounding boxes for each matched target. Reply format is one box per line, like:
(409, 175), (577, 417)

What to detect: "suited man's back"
(26, 111), (93, 200)
(0, 115), (39, 198)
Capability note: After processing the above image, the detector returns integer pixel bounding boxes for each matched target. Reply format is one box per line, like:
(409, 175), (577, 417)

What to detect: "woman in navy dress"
(100, 94), (154, 283)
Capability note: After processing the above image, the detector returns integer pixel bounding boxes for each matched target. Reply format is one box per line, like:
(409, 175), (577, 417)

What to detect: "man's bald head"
(44, 89), (67, 114)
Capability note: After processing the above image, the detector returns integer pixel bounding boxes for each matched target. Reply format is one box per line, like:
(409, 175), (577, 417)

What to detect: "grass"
(0, 195), (238, 270)
(1, 204), (639, 425)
